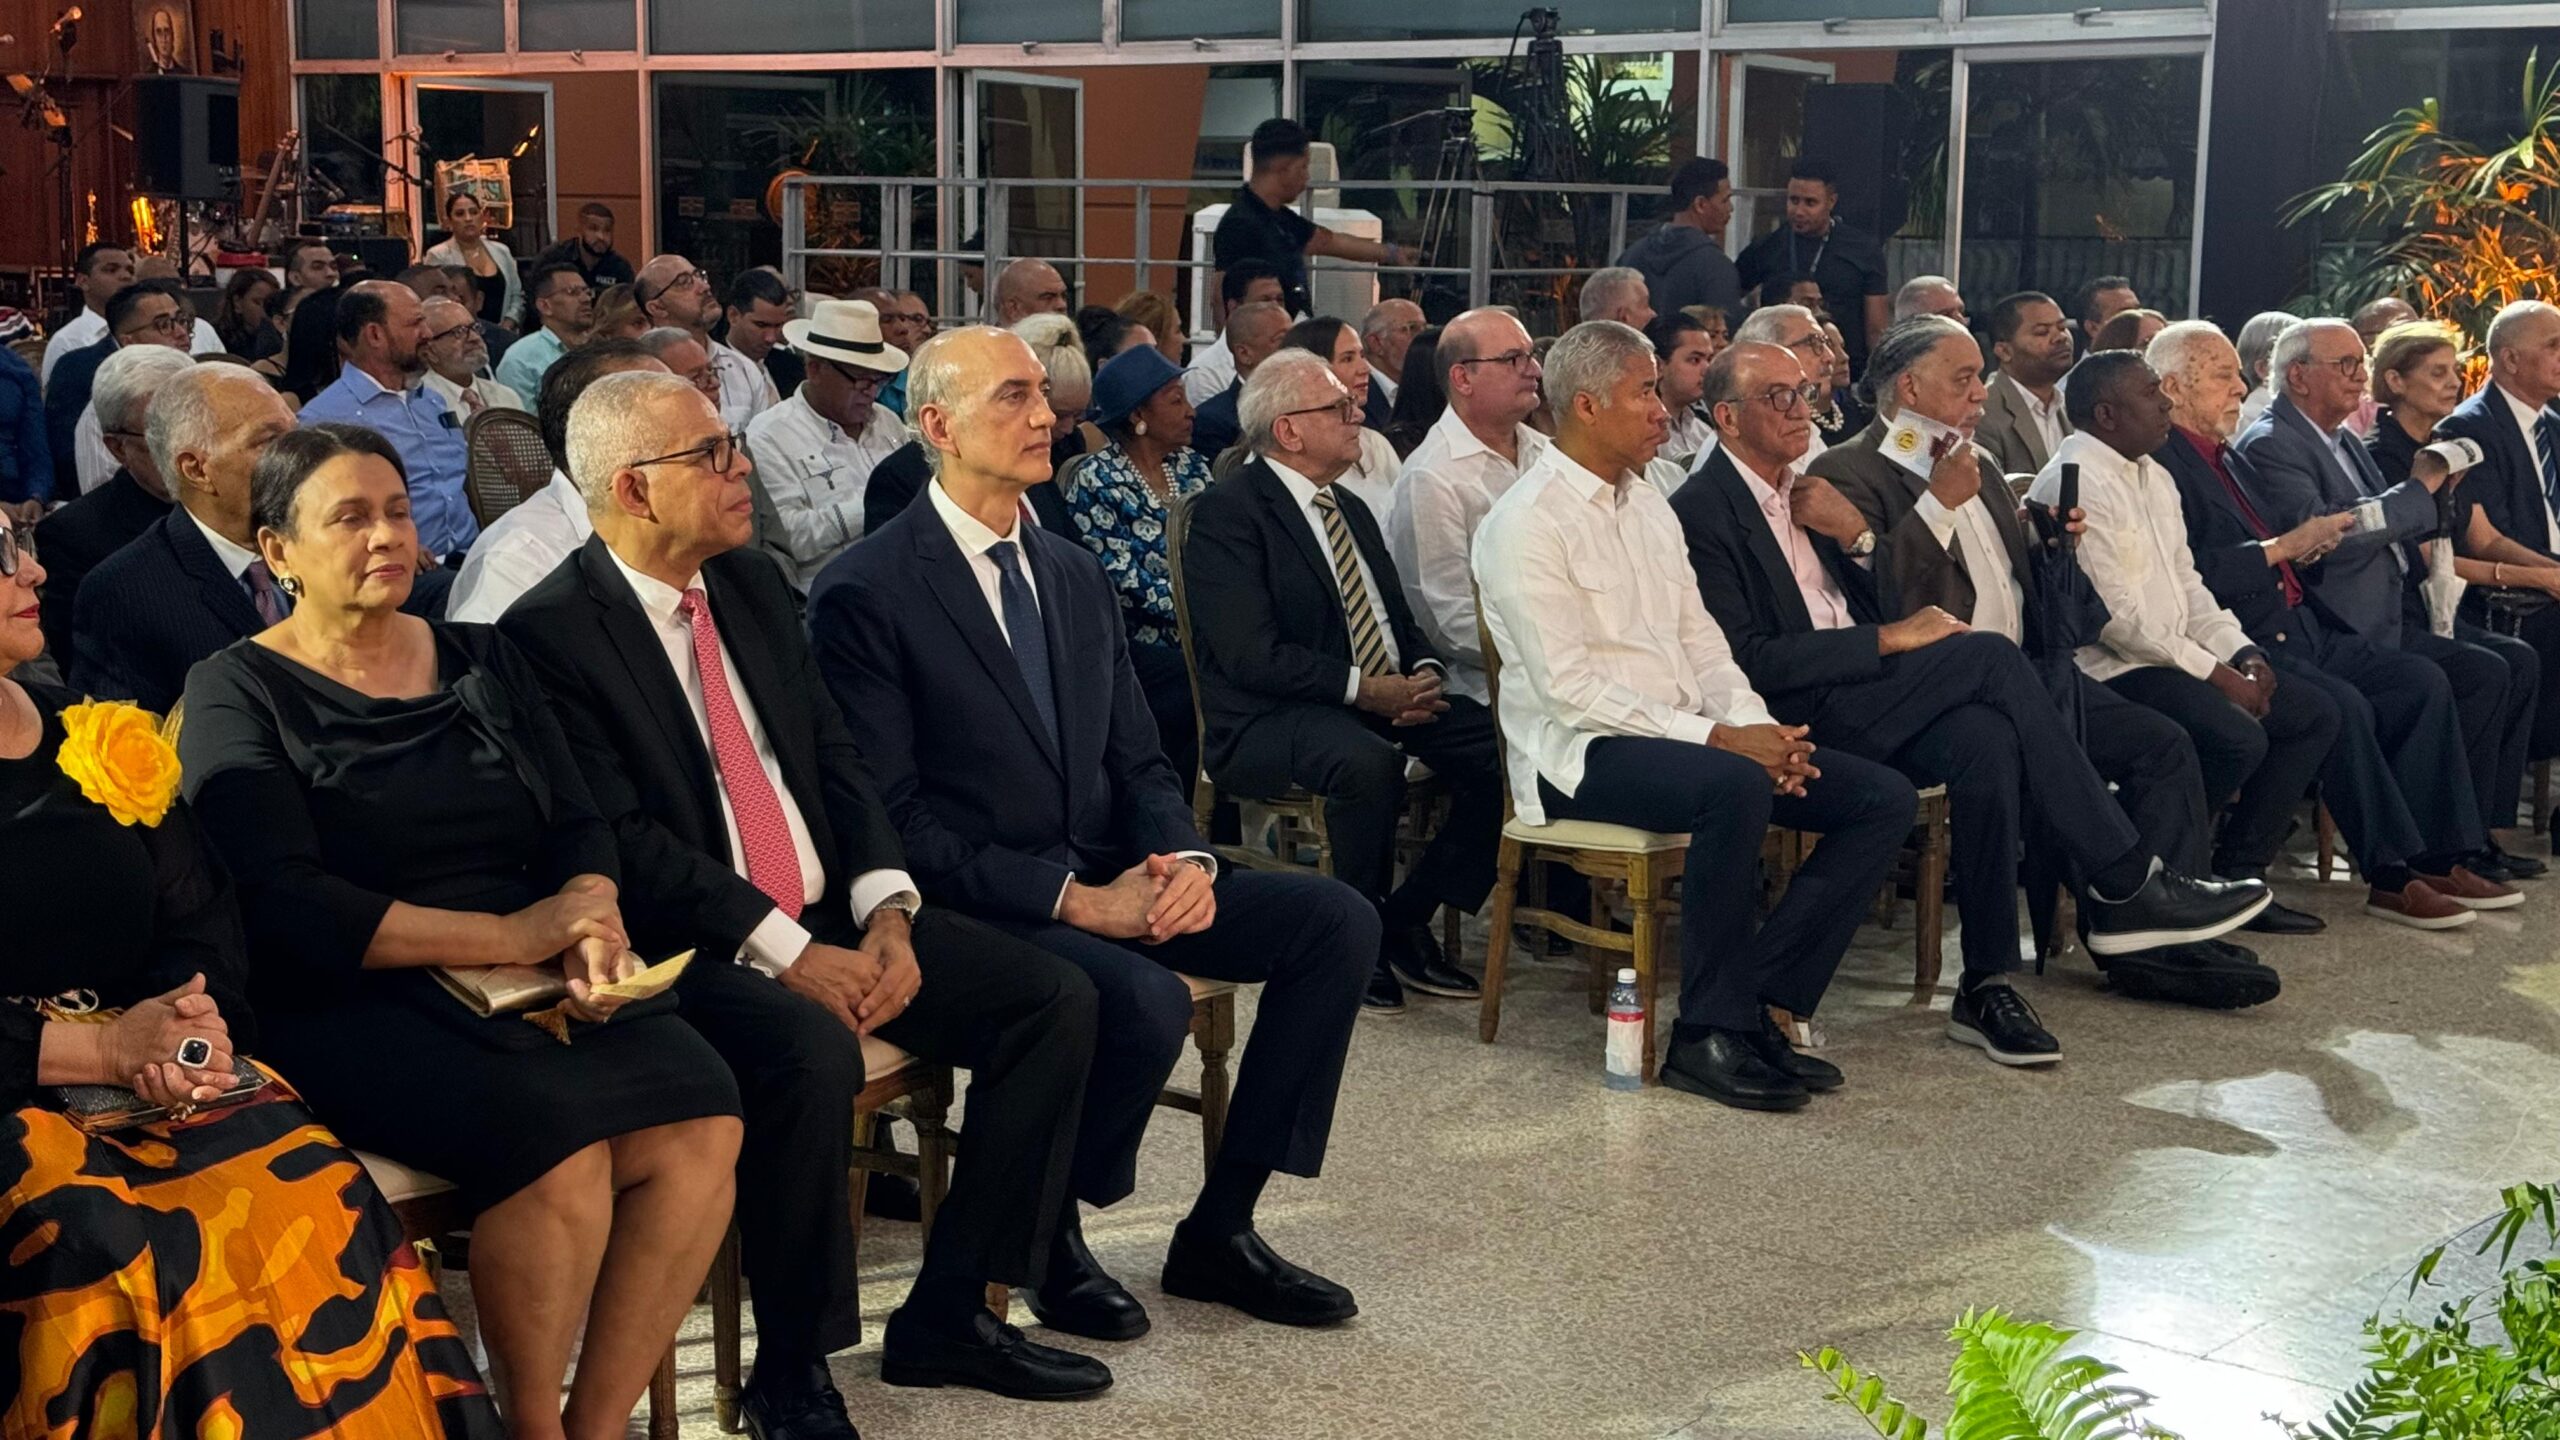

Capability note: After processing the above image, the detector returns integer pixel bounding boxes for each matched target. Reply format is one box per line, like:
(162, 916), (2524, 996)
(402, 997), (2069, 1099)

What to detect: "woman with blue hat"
(1067, 344), (1212, 787)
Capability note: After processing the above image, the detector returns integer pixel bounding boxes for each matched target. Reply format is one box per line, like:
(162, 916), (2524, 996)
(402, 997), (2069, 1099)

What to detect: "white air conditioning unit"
(1189, 139), (1376, 341)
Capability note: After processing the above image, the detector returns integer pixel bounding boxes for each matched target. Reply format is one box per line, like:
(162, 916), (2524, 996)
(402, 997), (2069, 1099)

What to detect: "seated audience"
(2234, 319), (2536, 883)
(1892, 275), (1966, 325)
(1116, 289), (1186, 368)
(493, 262), (594, 399)
(275, 238), (338, 329)
(41, 243), (135, 383)
(447, 338), (663, 624)
(744, 298), (913, 591)
(1191, 301), (1290, 463)
(1359, 300), (1426, 426)
(36, 345), (191, 657)
(1476, 320), (1916, 1109)
(534, 200), (638, 288)
(422, 190), (521, 332)
(813, 324), (1373, 1341)
(2432, 299), (2560, 760)
(1186, 350), (1501, 1010)
(2235, 310), (2296, 434)
(1578, 266), (1657, 333)
(861, 312), (1083, 541)
(1648, 311), (1719, 469)
(2350, 297), (2422, 436)
(0, 338), (45, 508)
(1184, 260), (1283, 407)
(721, 269), (799, 407)
(279, 281), (347, 403)
(1276, 316), (1404, 513)
(499, 371), (1107, 1416)
(1978, 291), (2076, 477)
(1381, 325), (1447, 459)
(590, 281), (647, 342)
(1388, 308), (1550, 706)
(639, 255), (772, 430)
(1614, 157), (1741, 325)
(0, 514), (503, 1434)
(1064, 345), (1212, 784)
(293, 280), (480, 560)
(53, 282), (191, 500)
(990, 259), (1071, 328)
(2090, 308), (2169, 356)
(2149, 323), (2506, 926)
(1672, 341), (2269, 1065)
(179, 424), (743, 1437)
(1076, 304), (1139, 368)
(418, 296), (524, 417)
(863, 289), (935, 418)
(2071, 275), (2143, 351)
(214, 266), (284, 364)
(1724, 305), (1836, 467)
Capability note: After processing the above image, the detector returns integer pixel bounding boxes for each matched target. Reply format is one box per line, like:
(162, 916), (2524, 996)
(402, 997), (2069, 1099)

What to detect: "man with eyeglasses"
(638, 253), (776, 431)
(68, 289), (196, 495)
(2233, 318), (2537, 888)
(48, 282), (190, 501)
(1672, 340), (2270, 1069)
(744, 298), (912, 591)
(418, 296), (525, 419)
(1358, 299), (1424, 418)
(1725, 304), (1839, 471)
(295, 280), (479, 563)
(871, 290), (936, 419)
(491, 263), (593, 401)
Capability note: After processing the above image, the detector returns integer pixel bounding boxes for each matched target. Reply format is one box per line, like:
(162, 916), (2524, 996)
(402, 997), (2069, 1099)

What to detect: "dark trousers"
(2105, 663), (2342, 875)
(1539, 737), (1915, 1034)
(2409, 623), (2538, 831)
(1785, 632), (2144, 982)
(2271, 622), (2484, 862)
(1210, 693), (1504, 927)
(2075, 676), (2214, 876)
(2509, 601), (2560, 759)
(990, 868), (1373, 1207)
(678, 909), (1098, 1362)
(1130, 640), (1200, 797)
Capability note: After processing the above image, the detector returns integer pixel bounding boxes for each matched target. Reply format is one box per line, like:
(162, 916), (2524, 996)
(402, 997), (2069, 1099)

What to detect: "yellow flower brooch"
(56, 700), (182, 828)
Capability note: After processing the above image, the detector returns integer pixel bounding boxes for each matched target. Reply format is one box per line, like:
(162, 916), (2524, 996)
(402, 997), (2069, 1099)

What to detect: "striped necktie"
(1311, 489), (1393, 678)
(2536, 412), (2560, 524)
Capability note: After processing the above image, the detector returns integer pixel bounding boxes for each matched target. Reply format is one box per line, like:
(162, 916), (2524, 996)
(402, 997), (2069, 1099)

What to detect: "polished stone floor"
(541, 836), (2560, 1439)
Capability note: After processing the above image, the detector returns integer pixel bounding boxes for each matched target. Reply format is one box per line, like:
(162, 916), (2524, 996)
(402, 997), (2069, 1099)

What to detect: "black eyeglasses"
(1281, 397), (1360, 425)
(635, 268), (711, 306)
(1455, 350), (1537, 374)
(630, 430), (746, 473)
(422, 321), (478, 346)
(0, 525), (29, 578)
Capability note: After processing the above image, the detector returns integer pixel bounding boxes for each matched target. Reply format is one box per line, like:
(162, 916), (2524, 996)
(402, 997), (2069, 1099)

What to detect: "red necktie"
(461, 385), (487, 415)
(678, 587), (803, 919)
(2203, 442), (2302, 607)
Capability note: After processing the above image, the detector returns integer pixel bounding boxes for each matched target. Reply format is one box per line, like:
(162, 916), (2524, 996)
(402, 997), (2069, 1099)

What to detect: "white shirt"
(40, 310), (105, 383)
(1882, 412), (2025, 645)
(1387, 406), (1551, 704)
(1331, 427), (1402, 523)
(422, 368), (525, 418)
(2031, 431), (2252, 684)
(1368, 362), (1400, 408)
(922, 480), (1215, 914)
(448, 471), (593, 623)
(2017, 376), (2068, 459)
(186, 506), (259, 583)
(602, 545), (917, 976)
(2238, 385), (2276, 435)
(1182, 333), (1235, 408)
(1662, 408), (1715, 468)
(2497, 382), (2560, 550)
(74, 403), (114, 494)
(1474, 444), (1776, 825)
(1266, 453), (1405, 703)
(711, 339), (780, 431)
(744, 392), (910, 591)
(190, 318), (223, 358)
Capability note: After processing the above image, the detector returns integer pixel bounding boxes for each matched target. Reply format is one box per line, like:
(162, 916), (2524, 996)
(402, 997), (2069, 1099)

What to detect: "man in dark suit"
(1189, 301), (1289, 463)
(1671, 341), (2272, 1063)
(812, 327), (1374, 1342)
(499, 371), (1108, 1428)
(859, 436), (1072, 541)
(70, 366), (301, 712)
(2152, 325), (2503, 926)
(35, 345), (190, 662)
(47, 282), (192, 501)
(1182, 349), (1501, 1012)
(2435, 298), (2560, 760)
(2234, 318), (2536, 884)
(1976, 291), (2076, 479)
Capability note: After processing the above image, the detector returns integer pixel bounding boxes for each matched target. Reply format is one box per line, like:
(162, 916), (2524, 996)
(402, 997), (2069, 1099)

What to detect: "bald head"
(1702, 340), (1814, 478)
(2487, 300), (2560, 407)
(1440, 307), (1541, 429)
(993, 260), (1069, 326)
(2352, 295), (2419, 346)
(1892, 275), (1965, 325)
(910, 326), (1056, 496)
(1225, 301), (1291, 378)
(635, 253), (716, 332)
(1360, 298), (1426, 378)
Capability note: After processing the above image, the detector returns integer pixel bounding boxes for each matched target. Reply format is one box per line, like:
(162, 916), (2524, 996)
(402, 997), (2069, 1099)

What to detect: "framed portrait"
(136, 0), (193, 74)
(434, 157), (514, 232)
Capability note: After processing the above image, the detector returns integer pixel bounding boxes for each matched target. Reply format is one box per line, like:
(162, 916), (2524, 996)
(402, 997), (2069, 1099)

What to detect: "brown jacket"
(1976, 369), (2069, 479)
(1809, 417), (2029, 624)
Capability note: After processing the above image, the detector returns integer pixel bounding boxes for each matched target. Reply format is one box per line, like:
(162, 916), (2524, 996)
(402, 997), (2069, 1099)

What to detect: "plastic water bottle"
(1604, 968), (1644, 1091)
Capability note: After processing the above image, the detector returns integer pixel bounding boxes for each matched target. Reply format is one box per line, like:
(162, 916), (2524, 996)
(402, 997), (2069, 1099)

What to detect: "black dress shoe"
(2242, 896), (2326, 936)
(1161, 1225), (1358, 1327)
(1361, 963), (1405, 1015)
(2082, 862), (2268, 955)
(1748, 1010), (1842, 1092)
(2482, 845), (2548, 880)
(2098, 941), (2281, 1010)
(1946, 978), (2061, 1066)
(1658, 1028), (1809, 1111)
(1022, 1225), (1149, 1342)
(739, 1361), (861, 1440)
(879, 1307), (1112, 1401)
(1385, 926), (1480, 999)
(1512, 923), (1579, 961)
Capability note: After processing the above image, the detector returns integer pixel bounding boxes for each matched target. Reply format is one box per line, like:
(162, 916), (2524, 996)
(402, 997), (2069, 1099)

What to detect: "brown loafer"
(2364, 880), (2478, 929)
(2413, 865), (2525, 911)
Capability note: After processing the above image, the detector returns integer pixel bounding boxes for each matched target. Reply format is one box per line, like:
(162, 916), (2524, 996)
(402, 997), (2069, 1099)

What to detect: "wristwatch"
(1845, 528), (1878, 558)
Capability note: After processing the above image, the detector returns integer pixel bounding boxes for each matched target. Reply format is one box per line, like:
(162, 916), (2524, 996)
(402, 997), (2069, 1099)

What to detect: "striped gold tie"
(1312, 489), (1394, 679)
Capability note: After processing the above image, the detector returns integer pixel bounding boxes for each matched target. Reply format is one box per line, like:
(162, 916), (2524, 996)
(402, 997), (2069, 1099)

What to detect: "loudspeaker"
(133, 75), (239, 201)
(1802, 84), (1917, 241)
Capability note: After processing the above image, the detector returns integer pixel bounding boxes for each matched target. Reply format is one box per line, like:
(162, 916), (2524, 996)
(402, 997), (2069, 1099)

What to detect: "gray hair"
(2146, 319), (2236, 384)
(1542, 320), (1654, 418)
(1241, 349), (1339, 456)
(566, 370), (703, 518)
(635, 325), (699, 360)
(2235, 310), (2296, 386)
(1861, 315), (1972, 411)
(2270, 318), (2354, 397)
(1733, 304), (1815, 347)
(1011, 312), (1092, 394)
(2487, 300), (2560, 365)
(1578, 267), (1647, 323)
(1891, 275), (1961, 323)
(905, 326), (1015, 479)
(1359, 299), (1416, 342)
(93, 344), (196, 438)
(145, 364), (273, 481)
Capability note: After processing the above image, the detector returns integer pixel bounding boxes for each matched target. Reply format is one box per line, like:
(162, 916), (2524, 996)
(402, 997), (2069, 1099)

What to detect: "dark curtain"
(2198, 0), (2336, 325)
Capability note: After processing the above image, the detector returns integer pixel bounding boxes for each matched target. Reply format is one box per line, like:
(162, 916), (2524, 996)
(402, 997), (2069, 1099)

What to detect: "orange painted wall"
(1023, 63), (1209, 307)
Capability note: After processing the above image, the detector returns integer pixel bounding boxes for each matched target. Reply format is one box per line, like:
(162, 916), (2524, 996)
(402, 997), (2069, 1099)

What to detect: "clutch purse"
(435, 951), (695, 1040)
(55, 1055), (270, 1134)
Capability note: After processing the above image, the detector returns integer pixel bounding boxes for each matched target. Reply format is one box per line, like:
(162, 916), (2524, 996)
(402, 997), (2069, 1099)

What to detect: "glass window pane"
(1300, 0), (1692, 42)
(649, 0), (931, 53)
(1726, 0), (1932, 22)
(521, 0), (636, 51)
(302, 75), (387, 207)
(396, 0), (503, 53)
(297, 0), (377, 59)
(1959, 55), (2200, 317)
(1125, 0), (1277, 41)
(419, 85), (552, 252)
(1968, 0), (2194, 14)
(958, 0), (1102, 44)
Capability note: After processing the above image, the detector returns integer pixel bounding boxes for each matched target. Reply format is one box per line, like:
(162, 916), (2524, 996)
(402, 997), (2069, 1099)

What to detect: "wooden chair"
(1157, 973), (1239, 1168)
(362, 1150), (685, 1440)
(461, 407), (552, 529)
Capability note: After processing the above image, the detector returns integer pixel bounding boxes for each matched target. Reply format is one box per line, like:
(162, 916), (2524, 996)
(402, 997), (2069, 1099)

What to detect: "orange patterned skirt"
(0, 1069), (502, 1439)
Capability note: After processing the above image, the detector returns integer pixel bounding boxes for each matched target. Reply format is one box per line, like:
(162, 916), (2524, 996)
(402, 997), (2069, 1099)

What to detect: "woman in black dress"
(0, 510), (502, 1437)
(180, 425), (742, 1440)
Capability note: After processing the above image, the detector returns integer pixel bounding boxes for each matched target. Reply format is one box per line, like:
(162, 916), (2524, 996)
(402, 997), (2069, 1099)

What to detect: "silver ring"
(175, 1037), (212, 1068)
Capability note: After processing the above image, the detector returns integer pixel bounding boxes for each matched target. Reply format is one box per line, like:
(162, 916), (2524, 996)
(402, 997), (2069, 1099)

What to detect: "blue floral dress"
(1065, 442), (1214, 649)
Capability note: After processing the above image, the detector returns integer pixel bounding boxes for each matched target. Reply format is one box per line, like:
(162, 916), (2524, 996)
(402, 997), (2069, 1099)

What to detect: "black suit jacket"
(45, 336), (115, 499)
(1361, 382), (1393, 434)
(70, 507), (266, 714)
(37, 468), (169, 664)
(1191, 382), (1244, 461)
(808, 495), (1204, 925)
(2152, 430), (2315, 646)
(497, 535), (907, 960)
(2434, 385), (2557, 561)
(1182, 457), (1439, 773)
(1667, 448), (1887, 714)
(860, 439), (1074, 543)
(764, 344), (807, 400)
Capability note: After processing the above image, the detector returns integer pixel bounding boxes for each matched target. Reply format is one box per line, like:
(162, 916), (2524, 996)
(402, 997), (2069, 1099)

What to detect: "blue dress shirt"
(297, 365), (482, 557)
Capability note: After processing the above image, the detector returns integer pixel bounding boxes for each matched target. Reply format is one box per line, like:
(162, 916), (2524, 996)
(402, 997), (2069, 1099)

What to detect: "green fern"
(1802, 1345), (1931, 1440)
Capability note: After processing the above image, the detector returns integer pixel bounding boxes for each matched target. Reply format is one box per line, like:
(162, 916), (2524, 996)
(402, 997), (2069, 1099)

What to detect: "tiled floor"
(498, 844), (2560, 1439)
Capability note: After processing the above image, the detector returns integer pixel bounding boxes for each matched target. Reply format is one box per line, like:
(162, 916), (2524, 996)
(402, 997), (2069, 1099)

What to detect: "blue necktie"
(2537, 413), (2560, 523)
(987, 540), (1058, 748)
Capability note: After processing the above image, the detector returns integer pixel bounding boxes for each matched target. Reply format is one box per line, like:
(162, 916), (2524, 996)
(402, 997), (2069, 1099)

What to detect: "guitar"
(222, 129), (301, 256)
